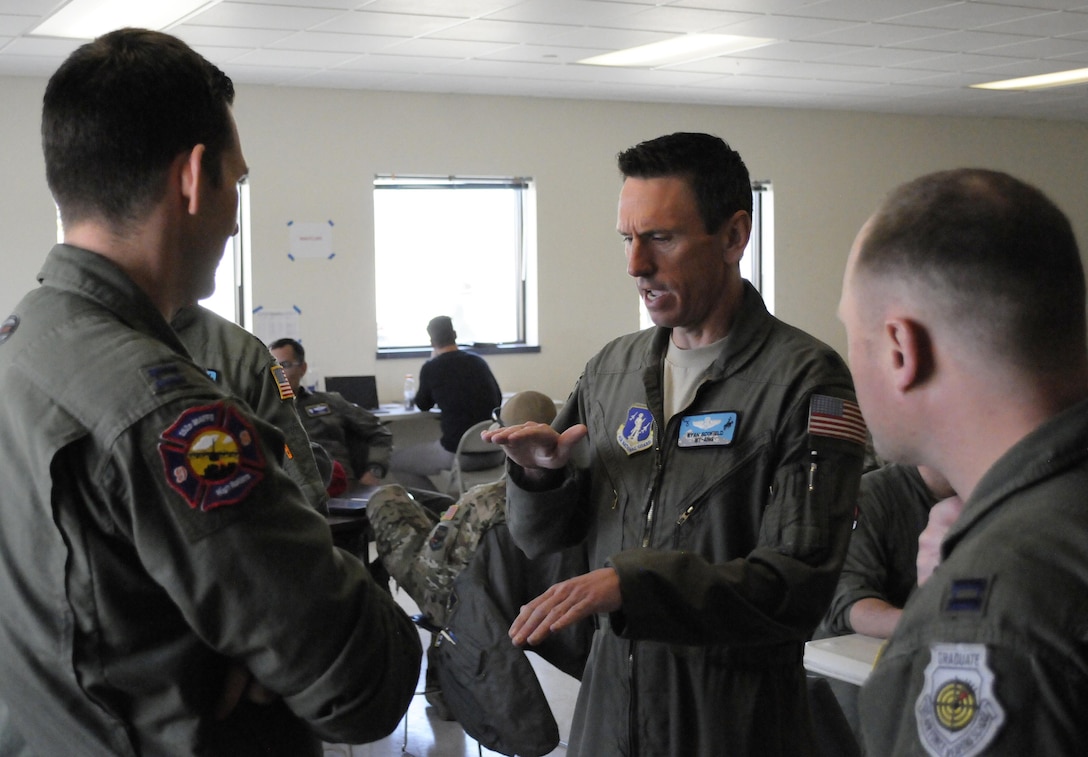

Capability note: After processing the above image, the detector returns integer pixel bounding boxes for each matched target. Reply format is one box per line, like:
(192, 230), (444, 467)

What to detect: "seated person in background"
(811, 463), (958, 743)
(269, 337), (392, 489)
(817, 463), (957, 640)
(173, 304), (331, 513)
(368, 389), (557, 625)
(389, 315), (502, 492)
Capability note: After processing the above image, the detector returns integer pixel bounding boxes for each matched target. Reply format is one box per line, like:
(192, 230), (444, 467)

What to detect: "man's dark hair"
(617, 132), (752, 235)
(426, 316), (456, 347)
(42, 27), (236, 230)
(269, 338), (304, 363)
(858, 168), (1085, 372)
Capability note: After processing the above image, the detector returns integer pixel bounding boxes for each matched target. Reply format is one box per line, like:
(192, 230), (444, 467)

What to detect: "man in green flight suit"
(0, 28), (420, 756)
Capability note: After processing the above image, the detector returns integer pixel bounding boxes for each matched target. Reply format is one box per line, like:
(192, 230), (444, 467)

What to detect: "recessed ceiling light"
(971, 67), (1088, 91)
(579, 34), (776, 68)
(30, 0), (222, 40)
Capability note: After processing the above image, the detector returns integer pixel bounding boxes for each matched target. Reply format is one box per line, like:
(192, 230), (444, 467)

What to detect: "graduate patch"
(0, 314), (18, 345)
(677, 412), (737, 448)
(808, 395), (867, 446)
(305, 403), (331, 417)
(271, 365), (295, 400)
(617, 404), (653, 455)
(159, 403), (266, 512)
(915, 643), (1005, 757)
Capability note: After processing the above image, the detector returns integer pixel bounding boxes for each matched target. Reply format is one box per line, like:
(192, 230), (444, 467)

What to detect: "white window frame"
(373, 174), (537, 355)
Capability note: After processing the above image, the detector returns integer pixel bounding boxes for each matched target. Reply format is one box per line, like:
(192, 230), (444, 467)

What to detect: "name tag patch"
(915, 643), (1005, 757)
(678, 412), (738, 448)
(617, 404), (654, 455)
(305, 403), (331, 417)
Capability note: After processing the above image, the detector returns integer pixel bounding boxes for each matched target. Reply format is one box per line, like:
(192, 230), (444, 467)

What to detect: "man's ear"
(179, 144), (206, 217)
(719, 209), (752, 264)
(885, 317), (933, 392)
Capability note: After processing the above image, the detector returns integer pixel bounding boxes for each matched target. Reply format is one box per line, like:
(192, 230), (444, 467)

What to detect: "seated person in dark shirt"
(269, 338), (392, 490)
(389, 316), (502, 491)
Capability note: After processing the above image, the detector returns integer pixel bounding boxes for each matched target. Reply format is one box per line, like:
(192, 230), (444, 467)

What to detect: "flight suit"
(0, 245), (421, 756)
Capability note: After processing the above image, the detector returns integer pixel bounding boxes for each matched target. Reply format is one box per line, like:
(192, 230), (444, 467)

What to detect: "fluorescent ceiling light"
(971, 67), (1088, 91)
(30, 0), (222, 40)
(579, 34), (775, 68)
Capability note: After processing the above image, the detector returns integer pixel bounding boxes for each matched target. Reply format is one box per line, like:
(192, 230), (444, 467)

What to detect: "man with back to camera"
(839, 168), (1088, 755)
(269, 337), (391, 489)
(389, 315), (503, 492)
(0, 28), (420, 756)
(484, 132), (867, 756)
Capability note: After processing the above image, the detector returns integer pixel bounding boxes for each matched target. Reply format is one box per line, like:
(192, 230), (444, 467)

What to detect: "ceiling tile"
(189, 2), (348, 30)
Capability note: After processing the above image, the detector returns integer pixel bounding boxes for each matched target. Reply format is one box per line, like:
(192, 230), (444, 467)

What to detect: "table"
(372, 404), (442, 449)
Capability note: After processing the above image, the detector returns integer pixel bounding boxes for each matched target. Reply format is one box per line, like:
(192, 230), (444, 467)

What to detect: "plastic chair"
(449, 420), (506, 495)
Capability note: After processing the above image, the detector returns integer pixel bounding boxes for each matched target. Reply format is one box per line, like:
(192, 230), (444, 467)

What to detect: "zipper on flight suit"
(640, 420), (665, 548)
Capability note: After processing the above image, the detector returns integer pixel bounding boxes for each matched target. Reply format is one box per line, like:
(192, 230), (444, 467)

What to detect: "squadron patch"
(617, 404), (654, 455)
(677, 411), (738, 448)
(915, 643), (1005, 757)
(159, 403), (266, 512)
(271, 364), (295, 400)
(0, 314), (19, 345)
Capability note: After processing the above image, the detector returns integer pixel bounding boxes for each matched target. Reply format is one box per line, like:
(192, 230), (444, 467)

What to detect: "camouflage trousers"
(367, 481), (507, 627)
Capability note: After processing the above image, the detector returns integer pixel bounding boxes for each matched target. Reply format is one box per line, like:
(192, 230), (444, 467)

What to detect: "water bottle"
(403, 374), (415, 409)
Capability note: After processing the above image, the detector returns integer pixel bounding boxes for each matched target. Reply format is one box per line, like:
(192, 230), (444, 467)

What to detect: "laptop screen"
(324, 375), (380, 410)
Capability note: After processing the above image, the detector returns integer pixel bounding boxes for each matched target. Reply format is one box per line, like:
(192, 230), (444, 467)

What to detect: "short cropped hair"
(42, 28), (236, 230)
(617, 132), (752, 235)
(269, 338), (305, 363)
(427, 316), (456, 347)
(857, 168), (1085, 371)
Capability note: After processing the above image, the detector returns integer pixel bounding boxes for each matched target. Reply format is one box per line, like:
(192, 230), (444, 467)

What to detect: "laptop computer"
(324, 375), (380, 410)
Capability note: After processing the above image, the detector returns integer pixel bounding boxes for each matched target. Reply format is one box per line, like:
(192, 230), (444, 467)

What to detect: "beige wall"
(4, 75), (1088, 402)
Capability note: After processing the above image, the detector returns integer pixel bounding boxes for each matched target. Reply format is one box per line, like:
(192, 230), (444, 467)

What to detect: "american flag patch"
(808, 395), (867, 446)
(271, 365), (295, 400)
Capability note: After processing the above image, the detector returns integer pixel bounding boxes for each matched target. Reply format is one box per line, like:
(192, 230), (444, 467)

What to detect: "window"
(374, 175), (536, 354)
(638, 181), (773, 329)
(200, 177), (252, 326)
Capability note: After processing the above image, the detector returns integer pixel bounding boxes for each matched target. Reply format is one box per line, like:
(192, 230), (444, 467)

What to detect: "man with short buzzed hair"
(838, 168), (1088, 755)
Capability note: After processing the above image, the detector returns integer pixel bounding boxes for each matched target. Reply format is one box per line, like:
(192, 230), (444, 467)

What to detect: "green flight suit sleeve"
(119, 396), (422, 743)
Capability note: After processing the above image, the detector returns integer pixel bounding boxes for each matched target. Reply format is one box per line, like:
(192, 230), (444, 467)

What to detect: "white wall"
(4, 75), (1088, 403)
